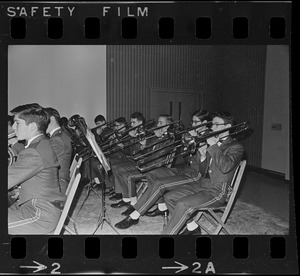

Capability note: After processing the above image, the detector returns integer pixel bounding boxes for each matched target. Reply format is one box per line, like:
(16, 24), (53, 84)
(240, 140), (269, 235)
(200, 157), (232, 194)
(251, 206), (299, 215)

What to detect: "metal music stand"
(92, 165), (119, 235)
(81, 127), (119, 235)
(76, 146), (101, 217)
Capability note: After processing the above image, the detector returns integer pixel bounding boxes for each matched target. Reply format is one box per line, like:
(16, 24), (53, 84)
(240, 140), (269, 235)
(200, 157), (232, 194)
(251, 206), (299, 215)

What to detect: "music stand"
(82, 127), (119, 235)
(92, 166), (119, 235)
(76, 146), (102, 217)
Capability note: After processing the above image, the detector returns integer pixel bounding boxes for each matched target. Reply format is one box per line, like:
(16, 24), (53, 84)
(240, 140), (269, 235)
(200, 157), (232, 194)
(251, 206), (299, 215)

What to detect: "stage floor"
(65, 181), (289, 235)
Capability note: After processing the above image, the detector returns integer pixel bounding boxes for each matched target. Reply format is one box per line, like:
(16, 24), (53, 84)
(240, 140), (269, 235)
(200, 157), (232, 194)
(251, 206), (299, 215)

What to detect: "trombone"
(131, 120), (184, 156)
(101, 119), (156, 155)
(8, 133), (17, 141)
(132, 120), (211, 157)
(90, 119), (117, 136)
(137, 121), (250, 173)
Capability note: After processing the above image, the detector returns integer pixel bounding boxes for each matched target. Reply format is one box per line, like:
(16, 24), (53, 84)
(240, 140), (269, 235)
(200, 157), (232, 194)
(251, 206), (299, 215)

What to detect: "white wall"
(262, 45), (290, 179)
(8, 45), (106, 128)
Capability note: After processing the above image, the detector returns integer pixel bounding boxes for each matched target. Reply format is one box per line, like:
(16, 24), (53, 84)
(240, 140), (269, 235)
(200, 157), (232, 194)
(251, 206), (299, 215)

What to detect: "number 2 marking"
(192, 262), (202, 273)
(51, 263), (61, 274)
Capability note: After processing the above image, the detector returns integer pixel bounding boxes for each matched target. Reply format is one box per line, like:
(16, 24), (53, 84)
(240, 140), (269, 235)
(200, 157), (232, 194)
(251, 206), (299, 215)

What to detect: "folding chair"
(195, 160), (247, 235)
(53, 157), (83, 235)
(69, 153), (80, 181)
(66, 156), (82, 196)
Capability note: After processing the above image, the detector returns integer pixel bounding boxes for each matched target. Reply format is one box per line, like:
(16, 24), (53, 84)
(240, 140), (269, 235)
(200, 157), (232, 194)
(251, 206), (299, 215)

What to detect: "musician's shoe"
(104, 187), (115, 196)
(109, 193), (122, 201)
(180, 226), (202, 235)
(144, 207), (169, 217)
(121, 205), (135, 216)
(115, 216), (139, 229)
(111, 200), (130, 208)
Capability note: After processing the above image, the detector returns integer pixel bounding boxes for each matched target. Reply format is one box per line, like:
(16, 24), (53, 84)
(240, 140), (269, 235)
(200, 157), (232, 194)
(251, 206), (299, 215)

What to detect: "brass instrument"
(90, 119), (117, 133)
(8, 146), (16, 166)
(8, 133), (17, 166)
(137, 121), (250, 173)
(8, 133), (17, 140)
(96, 122), (131, 149)
(132, 121), (212, 163)
(68, 114), (111, 173)
(101, 119), (156, 156)
(131, 120), (184, 156)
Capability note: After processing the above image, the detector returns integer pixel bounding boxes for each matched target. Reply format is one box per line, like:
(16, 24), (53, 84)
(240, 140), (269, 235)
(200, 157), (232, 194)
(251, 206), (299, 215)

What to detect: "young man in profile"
(8, 103), (66, 235)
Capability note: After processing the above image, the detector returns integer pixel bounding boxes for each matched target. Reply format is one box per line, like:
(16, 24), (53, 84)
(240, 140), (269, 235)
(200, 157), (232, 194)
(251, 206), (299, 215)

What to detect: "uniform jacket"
(8, 134), (66, 205)
(11, 141), (25, 156)
(95, 127), (114, 144)
(142, 135), (174, 168)
(49, 128), (73, 182)
(198, 136), (244, 189)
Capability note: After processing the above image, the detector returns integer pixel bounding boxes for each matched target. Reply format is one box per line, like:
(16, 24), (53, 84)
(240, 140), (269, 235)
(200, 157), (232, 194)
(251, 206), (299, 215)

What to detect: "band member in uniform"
(45, 107), (73, 194)
(107, 112), (146, 201)
(94, 114), (114, 143)
(8, 115), (25, 156)
(111, 114), (174, 212)
(8, 115), (25, 207)
(8, 103), (66, 234)
(162, 111), (244, 234)
(114, 109), (212, 229)
(104, 117), (128, 196)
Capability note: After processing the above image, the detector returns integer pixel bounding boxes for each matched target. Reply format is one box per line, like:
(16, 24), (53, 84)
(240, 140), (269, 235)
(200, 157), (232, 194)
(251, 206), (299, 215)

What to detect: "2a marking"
(192, 262), (215, 274)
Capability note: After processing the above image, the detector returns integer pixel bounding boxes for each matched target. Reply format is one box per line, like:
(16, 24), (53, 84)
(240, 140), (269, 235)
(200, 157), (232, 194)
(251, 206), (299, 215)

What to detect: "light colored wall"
(262, 45), (290, 179)
(8, 45), (106, 128)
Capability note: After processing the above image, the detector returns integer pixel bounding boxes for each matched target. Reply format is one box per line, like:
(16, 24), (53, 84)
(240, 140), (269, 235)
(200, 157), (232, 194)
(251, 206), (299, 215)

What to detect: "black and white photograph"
(1, 1), (296, 275)
(7, 44), (290, 236)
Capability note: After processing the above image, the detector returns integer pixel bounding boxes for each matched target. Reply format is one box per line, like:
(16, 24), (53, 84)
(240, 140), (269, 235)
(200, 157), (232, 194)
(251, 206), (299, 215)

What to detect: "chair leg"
(203, 212), (218, 227)
(198, 224), (212, 235)
(163, 211), (169, 229)
(64, 225), (76, 235)
(208, 211), (231, 235)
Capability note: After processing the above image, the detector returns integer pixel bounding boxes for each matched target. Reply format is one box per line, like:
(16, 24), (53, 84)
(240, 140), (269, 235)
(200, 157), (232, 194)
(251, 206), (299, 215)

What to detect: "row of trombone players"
(67, 109), (248, 235)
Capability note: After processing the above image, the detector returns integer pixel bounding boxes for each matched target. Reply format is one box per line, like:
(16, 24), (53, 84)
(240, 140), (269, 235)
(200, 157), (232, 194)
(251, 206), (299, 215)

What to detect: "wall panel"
(107, 45), (267, 168)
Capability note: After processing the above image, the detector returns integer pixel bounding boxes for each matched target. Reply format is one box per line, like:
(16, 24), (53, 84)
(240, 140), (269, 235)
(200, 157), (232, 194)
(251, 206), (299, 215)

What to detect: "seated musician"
(8, 115), (25, 156)
(103, 117), (128, 196)
(45, 107), (73, 194)
(79, 114), (114, 187)
(161, 111), (244, 235)
(94, 114), (114, 144)
(8, 115), (25, 207)
(115, 109), (212, 229)
(106, 112), (146, 201)
(8, 103), (66, 234)
(111, 114), (174, 213)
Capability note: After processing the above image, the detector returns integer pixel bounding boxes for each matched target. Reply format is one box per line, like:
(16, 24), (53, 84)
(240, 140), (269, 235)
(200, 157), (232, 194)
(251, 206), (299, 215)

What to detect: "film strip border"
(1, 235), (297, 274)
(0, 1), (295, 275)
(0, 2), (291, 44)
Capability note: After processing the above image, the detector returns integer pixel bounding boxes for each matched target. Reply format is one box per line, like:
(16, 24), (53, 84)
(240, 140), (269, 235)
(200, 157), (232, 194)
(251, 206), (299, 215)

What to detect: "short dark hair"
(159, 114), (173, 124)
(211, 111), (234, 125)
(191, 109), (211, 122)
(131, 112), (145, 124)
(44, 107), (61, 124)
(94, 114), (106, 123)
(10, 103), (49, 133)
(60, 117), (69, 127)
(115, 117), (127, 125)
(8, 115), (14, 126)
